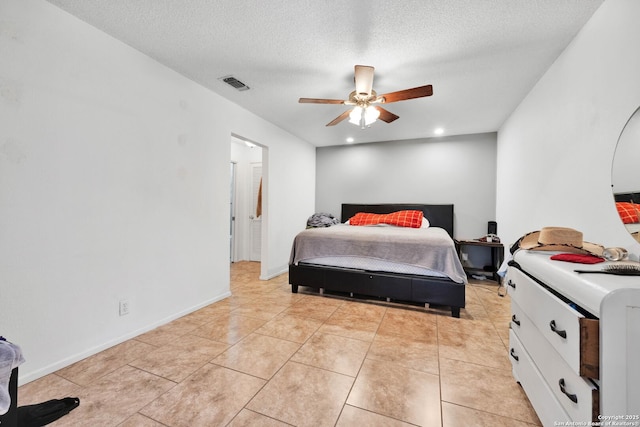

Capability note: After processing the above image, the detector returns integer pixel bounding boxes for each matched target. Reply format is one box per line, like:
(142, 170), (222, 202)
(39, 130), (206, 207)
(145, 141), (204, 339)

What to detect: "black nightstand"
(455, 239), (504, 282)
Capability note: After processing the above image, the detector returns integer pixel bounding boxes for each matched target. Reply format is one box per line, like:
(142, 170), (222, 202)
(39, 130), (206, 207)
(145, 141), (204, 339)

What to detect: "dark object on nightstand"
(488, 221), (497, 235)
(455, 239), (504, 282)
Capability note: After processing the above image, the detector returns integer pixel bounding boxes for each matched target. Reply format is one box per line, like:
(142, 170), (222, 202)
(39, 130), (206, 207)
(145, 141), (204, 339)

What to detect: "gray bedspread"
(289, 225), (467, 284)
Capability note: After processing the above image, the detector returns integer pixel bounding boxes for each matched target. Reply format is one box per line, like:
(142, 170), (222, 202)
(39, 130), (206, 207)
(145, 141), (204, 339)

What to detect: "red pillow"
(349, 210), (423, 228)
(616, 202), (639, 224)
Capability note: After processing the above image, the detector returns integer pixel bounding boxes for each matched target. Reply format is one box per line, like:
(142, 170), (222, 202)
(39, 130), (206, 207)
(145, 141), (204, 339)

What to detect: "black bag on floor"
(17, 397), (79, 427)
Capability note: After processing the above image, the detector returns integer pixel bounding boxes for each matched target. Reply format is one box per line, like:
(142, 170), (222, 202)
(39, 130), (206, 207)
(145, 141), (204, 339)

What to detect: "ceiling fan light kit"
(348, 105), (380, 129)
(299, 65), (433, 129)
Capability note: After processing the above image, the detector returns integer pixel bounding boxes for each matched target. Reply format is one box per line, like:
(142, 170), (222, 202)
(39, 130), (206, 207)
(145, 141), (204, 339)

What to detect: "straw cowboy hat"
(518, 227), (604, 256)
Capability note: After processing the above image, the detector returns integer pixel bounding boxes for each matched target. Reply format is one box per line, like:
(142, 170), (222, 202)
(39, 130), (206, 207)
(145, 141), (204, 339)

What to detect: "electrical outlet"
(119, 299), (130, 316)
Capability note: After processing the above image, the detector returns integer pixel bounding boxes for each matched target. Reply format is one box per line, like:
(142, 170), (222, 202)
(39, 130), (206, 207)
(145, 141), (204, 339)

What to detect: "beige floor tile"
(458, 301), (492, 321)
(256, 292), (305, 307)
(437, 315), (498, 336)
(332, 300), (387, 322)
(227, 409), (291, 426)
(464, 286), (483, 305)
(442, 402), (542, 427)
(180, 304), (234, 324)
(212, 333), (300, 379)
(316, 321), (377, 342)
(336, 405), (415, 426)
(215, 294), (257, 309)
(233, 287), (266, 298)
(281, 303), (338, 321)
(140, 363), (265, 427)
(291, 332), (370, 376)
(231, 300), (288, 320)
(440, 358), (539, 424)
(324, 310), (383, 328)
(377, 308), (438, 339)
(438, 322), (511, 369)
(247, 361), (353, 427)
(366, 331), (439, 375)
(496, 325), (510, 349)
(118, 413), (166, 426)
(297, 293), (346, 308)
(324, 308), (381, 333)
(254, 313), (323, 343)
(129, 334), (229, 382)
(18, 373), (82, 406)
(55, 340), (155, 386)
(346, 358), (441, 426)
(191, 313), (268, 344)
(134, 316), (207, 347)
(54, 365), (174, 426)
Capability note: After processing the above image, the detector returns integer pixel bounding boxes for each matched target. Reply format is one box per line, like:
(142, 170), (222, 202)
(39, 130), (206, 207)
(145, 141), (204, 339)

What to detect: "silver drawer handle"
(549, 320), (567, 339)
(559, 378), (578, 403)
(509, 348), (519, 361)
(511, 314), (521, 326)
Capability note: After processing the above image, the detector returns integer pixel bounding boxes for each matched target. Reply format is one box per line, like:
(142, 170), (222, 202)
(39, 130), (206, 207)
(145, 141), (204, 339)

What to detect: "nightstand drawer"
(511, 301), (599, 421)
(506, 268), (599, 378)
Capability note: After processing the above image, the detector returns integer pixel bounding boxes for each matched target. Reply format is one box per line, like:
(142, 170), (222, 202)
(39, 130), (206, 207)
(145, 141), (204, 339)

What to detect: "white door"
(229, 162), (237, 262)
(249, 163), (262, 261)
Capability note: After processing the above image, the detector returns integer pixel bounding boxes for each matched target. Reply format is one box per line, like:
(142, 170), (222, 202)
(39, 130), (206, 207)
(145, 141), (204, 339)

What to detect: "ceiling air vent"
(219, 75), (250, 91)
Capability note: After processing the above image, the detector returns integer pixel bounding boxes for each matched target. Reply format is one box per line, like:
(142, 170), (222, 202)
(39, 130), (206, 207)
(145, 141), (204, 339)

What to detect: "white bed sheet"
(625, 223), (640, 233)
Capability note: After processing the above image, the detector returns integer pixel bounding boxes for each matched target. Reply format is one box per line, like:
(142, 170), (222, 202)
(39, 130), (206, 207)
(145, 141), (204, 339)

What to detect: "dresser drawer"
(511, 301), (599, 421)
(506, 268), (599, 378)
(509, 330), (569, 427)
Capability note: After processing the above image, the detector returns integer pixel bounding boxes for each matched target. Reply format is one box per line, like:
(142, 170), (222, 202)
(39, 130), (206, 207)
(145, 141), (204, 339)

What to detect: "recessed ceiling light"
(434, 128), (444, 135)
(346, 137), (354, 143)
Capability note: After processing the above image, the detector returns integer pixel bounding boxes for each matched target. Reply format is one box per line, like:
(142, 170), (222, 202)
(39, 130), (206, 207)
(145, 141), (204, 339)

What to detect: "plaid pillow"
(349, 210), (424, 228)
(616, 202), (639, 224)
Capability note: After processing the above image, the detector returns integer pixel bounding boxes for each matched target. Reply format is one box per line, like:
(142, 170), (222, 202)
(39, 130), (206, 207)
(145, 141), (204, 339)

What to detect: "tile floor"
(18, 262), (541, 426)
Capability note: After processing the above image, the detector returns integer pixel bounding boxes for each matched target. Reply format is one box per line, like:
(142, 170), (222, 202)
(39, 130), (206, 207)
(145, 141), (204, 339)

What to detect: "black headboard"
(614, 192), (640, 204)
(341, 203), (454, 237)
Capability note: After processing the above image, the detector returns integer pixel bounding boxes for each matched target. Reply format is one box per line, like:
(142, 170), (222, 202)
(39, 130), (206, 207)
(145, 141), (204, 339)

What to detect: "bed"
(614, 193), (640, 241)
(288, 203), (467, 317)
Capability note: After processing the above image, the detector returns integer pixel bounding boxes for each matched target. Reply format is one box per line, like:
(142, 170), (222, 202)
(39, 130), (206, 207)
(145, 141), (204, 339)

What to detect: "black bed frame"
(614, 192), (640, 204)
(288, 203), (465, 317)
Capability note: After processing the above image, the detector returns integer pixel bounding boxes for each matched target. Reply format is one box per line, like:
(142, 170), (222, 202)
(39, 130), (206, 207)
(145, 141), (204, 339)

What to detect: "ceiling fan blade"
(326, 110), (352, 126)
(380, 85), (433, 103)
(354, 65), (375, 96)
(374, 106), (400, 123)
(299, 98), (346, 104)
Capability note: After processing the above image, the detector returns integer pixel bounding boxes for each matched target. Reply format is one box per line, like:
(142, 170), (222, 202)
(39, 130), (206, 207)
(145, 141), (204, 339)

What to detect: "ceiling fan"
(299, 65), (433, 129)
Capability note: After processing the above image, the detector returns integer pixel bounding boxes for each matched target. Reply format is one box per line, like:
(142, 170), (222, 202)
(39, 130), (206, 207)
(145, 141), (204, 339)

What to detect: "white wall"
(0, 0), (315, 383)
(316, 133), (497, 239)
(497, 0), (640, 258)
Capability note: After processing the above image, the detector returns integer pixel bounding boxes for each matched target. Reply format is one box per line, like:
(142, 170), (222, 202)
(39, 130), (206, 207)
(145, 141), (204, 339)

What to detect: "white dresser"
(506, 251), (640, 426)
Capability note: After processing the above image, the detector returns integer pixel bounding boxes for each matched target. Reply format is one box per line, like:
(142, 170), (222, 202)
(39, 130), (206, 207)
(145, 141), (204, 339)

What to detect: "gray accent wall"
(316, 133), (497, 239)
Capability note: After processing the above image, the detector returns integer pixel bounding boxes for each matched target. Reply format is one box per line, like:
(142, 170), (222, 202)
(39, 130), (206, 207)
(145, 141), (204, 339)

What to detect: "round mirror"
(611, 106), (640, 243)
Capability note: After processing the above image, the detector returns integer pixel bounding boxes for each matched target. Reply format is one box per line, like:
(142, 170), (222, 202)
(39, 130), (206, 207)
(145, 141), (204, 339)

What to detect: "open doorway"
(230, 135), (264, 268)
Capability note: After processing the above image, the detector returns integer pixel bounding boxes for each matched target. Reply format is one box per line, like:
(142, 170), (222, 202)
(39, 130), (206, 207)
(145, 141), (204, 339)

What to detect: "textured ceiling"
(45, 0), (604, 147)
